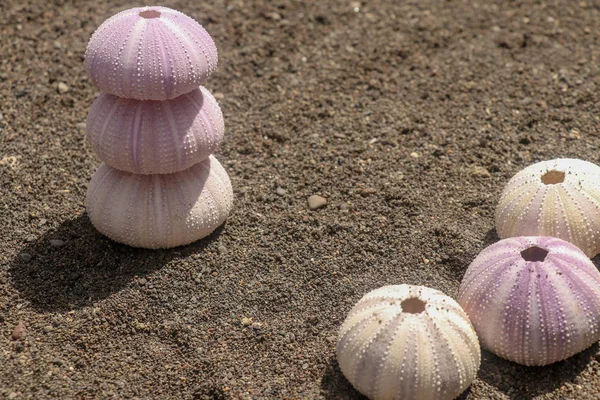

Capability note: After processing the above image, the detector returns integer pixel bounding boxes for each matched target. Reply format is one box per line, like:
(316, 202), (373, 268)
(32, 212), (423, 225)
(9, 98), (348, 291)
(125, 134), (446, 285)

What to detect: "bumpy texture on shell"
(458, 236), (600, 366)
(337, 285), (481, 400)
(86, 86), (224, 174)
(86, 155), (233, 249)
(496, 158), (600, 257)
(85, 6), (218, 100)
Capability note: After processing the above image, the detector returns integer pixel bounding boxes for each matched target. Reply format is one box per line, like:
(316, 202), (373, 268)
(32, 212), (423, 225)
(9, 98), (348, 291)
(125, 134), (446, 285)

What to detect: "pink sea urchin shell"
(496, 158), (600, 257)
(337, 285), (481, 400)
(86, 86), (224, 174)
(458, 236), (600, 366)
(86, 155), (233, 249)
(85, 6), (218, 100)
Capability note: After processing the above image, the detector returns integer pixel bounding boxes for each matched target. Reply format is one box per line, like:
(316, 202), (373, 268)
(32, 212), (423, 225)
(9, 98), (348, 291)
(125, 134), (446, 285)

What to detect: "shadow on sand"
(9, 213), (224, 313)
(319, 354), (475, 399)
(478, 344), (598, 398)
(320, 354), (365, 400)
(482, 228), (500, 248)
(320, 344), (598, 399)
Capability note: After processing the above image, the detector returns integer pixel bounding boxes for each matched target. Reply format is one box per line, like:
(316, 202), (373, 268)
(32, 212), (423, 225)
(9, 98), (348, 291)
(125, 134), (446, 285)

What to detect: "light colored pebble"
(308, 195), (327, 210)
(57, 82), (69, 93)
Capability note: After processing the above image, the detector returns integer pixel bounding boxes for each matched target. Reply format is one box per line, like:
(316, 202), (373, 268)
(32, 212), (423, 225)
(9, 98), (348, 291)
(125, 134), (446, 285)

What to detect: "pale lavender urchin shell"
(458, 236), (600, 366)
(86, 86), (224, 174)
(337, 285), (481, 400)
(496, 158), (600, 257)
(86, 155), (233, 249)
(85, 6), (218, 100)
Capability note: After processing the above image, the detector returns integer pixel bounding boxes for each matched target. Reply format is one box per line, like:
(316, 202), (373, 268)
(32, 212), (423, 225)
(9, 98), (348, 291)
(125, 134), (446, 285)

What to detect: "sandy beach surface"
(1, 0), (600, 398)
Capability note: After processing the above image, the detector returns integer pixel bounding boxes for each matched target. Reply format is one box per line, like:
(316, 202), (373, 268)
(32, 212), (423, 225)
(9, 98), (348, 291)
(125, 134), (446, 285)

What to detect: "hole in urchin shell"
(401, 298), (426, 314)
(541, 170), (565, 185)
(520, 246), (549, 262)
(139, 10), (161, 19)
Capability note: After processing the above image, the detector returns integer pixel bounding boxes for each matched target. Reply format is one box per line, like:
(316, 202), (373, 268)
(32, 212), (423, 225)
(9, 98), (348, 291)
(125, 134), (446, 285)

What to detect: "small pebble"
(43, 325), (54, 333)
(20, 253), (32, 262)
(410, 152), (420, 158)
(76, 122), (86, 130)
(251, 322), (262, 329)
(308, 195), (327, 210)
(138, 278), (147, 286)
(57, 82), (69, 93)
(470, 166), (491, 178)
(12, 322), (27, 340)
(339, 203), (348, 211)
(218, 245), (227, 254)
(276, 187), (286, 196)
(50, 239), (65, 247)
(241, 317), (252, 326)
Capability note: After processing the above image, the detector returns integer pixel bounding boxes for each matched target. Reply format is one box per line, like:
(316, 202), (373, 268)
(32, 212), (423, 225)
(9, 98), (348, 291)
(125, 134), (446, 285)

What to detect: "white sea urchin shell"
(85, 6), (218, 100)
(458, 236), (600, 366)
(337, 285), (481, 400)
(86, 155), (233, 249)
(86, 86), (224, 175)
(496, 158), (600, 257)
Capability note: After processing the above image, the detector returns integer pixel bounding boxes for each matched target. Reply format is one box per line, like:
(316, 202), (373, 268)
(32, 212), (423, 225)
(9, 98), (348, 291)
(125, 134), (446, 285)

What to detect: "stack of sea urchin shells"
(84, 6), (233, 249)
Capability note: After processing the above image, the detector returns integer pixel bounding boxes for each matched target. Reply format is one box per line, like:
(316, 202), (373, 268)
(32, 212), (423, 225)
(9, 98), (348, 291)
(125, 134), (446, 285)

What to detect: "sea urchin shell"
(86, 86), (224, 174)
(337, 285), (481, 400)
(86, 155), (233, 249)
(85, 6), (218, 100)
(495, 158), (600, 257)
(458, 236), (600, 366)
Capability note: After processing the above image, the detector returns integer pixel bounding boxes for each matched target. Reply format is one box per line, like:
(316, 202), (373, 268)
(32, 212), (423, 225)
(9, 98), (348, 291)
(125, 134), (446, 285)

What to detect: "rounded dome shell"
(86, 86), (224, 175)
(337, 285), (481, 400)
(458, 236), (600, 366)
(495, 158), (600, 257)
(85, 6), (218, 100)
(86, 155), (233, 249)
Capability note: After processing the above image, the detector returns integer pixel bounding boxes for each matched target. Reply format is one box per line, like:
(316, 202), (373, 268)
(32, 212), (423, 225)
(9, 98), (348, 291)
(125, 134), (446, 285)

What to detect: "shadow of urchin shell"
(495, 158), (600, 257)
(458, 236), (600, 366)
(337, 285), (481, 400)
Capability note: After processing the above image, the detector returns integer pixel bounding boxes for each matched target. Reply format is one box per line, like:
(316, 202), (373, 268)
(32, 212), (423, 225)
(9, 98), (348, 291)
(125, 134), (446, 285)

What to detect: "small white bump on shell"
(86, 155), (233, 249)
(86, 86), (224, 175)
(496, 158), (600, 257)
(337, 285), (481, 400)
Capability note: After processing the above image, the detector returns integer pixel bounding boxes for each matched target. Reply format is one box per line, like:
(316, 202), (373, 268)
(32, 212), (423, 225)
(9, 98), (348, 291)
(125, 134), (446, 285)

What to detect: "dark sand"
(2, 0), (600, 398)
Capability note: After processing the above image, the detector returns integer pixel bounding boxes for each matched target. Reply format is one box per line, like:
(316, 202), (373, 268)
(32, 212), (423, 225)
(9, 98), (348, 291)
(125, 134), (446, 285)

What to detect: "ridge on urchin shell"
(86, 86), (224, 174)
(458, 236), (600, 366)
(337, 284), (481, 400)
(86, 155), (233, 249)
(85, 6), (218, 100)
(495, 158), (600, 257)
